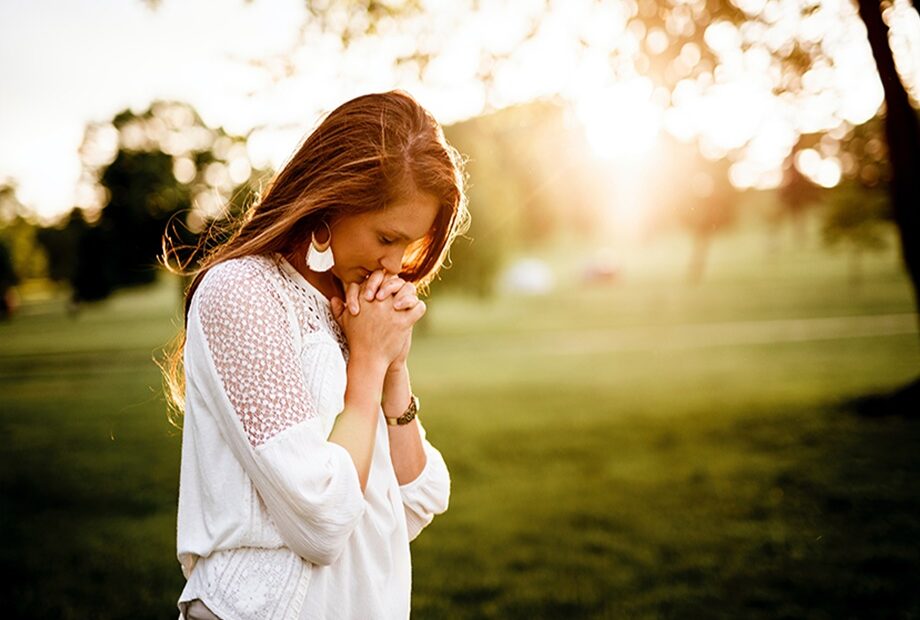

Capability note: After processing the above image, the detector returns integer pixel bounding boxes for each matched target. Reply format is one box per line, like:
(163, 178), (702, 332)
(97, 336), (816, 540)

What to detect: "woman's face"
(327, 191), (440, 285)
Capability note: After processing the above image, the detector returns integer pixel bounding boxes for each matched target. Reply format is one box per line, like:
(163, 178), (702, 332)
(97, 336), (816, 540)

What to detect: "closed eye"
(378, 235), (395, 245)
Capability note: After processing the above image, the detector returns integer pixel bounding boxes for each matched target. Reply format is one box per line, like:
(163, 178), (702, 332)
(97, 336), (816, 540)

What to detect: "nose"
(378, 249), (403, 275)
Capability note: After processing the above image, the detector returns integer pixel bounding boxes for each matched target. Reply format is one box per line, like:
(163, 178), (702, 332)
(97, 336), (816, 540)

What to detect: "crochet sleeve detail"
(190, 256), (366, 566)
(196, 257), (317, 448)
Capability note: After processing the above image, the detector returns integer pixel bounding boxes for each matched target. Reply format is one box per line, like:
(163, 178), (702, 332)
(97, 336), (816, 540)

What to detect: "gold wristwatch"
(385, 394), (419, 426)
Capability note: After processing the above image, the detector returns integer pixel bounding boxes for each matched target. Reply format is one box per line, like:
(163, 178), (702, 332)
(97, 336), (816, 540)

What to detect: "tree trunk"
(856, 0), (920, 332)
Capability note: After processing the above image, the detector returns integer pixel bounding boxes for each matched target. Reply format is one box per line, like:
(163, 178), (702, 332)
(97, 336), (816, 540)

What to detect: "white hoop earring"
(306, 221), (334, 272)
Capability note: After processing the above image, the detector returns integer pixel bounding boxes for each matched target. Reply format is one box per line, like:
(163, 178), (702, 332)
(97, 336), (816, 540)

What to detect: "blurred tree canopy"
(822, 177), (892, 287)
(4, 0), (916, 305)
(35, 101), (270, 306)
(0, 238), (18, 320)
(645, 131), (741, 283)
(0, 181), (49, 282)
(205, 0), (918, 304)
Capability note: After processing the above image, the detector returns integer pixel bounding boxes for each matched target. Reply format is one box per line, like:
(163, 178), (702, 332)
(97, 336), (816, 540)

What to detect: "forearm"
(328, 352), (388, 494)
(382, 362), (427, 485)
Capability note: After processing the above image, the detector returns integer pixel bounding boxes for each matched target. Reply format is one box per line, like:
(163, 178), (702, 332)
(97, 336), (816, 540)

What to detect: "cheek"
(330, 231), (371, 267)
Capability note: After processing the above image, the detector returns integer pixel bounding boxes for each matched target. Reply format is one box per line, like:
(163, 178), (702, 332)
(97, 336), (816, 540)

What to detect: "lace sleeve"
(197, 258), (317, 447)
(188, 257), (366, 566)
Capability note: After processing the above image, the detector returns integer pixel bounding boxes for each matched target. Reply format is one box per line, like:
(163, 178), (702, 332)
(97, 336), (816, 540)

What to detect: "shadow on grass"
(735, 389), (920, 620)
(844, 375), (920, 418)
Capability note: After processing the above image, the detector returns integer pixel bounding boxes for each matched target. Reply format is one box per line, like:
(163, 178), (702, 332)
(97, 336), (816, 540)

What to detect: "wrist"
(382, 362), (409, 405)
(348, 350), (390, 375)
(346, 352), (389, 401)
(384, 393), (419, 426)
(386, 358), (408, 375)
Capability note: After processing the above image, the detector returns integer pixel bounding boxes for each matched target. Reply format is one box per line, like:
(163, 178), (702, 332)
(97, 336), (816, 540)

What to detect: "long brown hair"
(157, 89), (470, 426)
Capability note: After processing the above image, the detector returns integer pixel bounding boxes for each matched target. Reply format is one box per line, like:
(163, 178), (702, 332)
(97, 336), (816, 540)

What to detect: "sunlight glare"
(574, 78), (663, 162)
(795, 148), (842, 188)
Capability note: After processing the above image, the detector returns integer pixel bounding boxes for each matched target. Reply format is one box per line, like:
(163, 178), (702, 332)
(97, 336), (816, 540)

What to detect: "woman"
(160, 90), (470, 619)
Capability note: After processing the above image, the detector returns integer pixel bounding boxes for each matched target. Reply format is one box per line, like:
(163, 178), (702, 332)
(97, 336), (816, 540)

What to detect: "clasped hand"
(329, 270), (425, 370)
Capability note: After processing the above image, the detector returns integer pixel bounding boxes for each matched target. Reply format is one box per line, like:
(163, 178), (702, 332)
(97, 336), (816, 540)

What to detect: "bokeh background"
(2, 0), (920, 618)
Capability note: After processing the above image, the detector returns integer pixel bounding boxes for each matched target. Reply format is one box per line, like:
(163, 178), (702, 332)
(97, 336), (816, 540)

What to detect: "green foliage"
(821, 179), (892, 253)
(0, 215), (48, 281)
(0, 182), (49, 282)
(97, 150), (192, 289)
(35, 210), (85, 283)
(0, 238), (16, 287)
(32, 101), (266, 305)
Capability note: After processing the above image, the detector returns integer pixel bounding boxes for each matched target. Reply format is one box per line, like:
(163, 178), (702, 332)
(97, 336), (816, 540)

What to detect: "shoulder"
(204, 254), (278, 286)
(196, 254), (287, 315)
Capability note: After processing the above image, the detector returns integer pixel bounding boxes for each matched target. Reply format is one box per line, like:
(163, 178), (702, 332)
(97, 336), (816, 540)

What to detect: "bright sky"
(1, 0), (918, 224)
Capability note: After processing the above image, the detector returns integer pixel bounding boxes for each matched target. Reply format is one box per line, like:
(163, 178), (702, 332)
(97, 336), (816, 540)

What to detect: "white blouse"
(175, 252), (451, 620)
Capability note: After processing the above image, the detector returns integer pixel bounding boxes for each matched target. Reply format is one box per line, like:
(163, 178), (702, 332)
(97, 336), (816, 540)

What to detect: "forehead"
(365, 192), (439, 238)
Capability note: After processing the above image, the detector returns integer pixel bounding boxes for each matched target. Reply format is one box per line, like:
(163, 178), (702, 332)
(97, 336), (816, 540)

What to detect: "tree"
(646, 131), (742, 283)
(0, 239), (18, 320)
(855, 0), (920, 319)
(39, 100), (270, 307)
(774, 139), (825, 250)
(35, 209), (84, 284)
(822, 177), (891, 288)
(98, 149), (190, 288)
(0, 181), (49, 282)
(166, 1), (915, 289)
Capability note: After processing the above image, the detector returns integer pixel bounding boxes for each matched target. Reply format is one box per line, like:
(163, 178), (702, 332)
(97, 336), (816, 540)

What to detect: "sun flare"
(572, 78), (664, 162)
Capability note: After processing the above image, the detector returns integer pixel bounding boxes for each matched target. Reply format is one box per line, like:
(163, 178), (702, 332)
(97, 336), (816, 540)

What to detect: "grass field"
(2, 221), (919, 619)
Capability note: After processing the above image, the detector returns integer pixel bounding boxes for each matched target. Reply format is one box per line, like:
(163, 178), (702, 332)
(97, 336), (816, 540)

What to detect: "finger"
(394, 297), (419, 311)
(393, 289), (419, 310)
(346, 282), (361, 315)
(376, 275), (406, 300)
(329, 297), (345, 323)
(364, 270), (387, 301)
(407, 299), (426, 322)
(392, 282), (418, 309)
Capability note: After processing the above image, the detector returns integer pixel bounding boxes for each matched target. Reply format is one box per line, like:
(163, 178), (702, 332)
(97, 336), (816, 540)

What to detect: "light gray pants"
(180, 598), (222, 620)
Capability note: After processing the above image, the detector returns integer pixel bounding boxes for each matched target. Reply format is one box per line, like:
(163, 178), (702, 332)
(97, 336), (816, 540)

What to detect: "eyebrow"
(381, 228), (412, 241)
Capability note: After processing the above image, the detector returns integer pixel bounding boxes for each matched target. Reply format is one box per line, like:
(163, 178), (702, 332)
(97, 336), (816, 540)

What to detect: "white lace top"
(175, 252), (451, 620)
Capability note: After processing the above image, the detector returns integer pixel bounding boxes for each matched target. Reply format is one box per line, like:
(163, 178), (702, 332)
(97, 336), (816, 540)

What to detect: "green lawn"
(2, 224), (919, 619)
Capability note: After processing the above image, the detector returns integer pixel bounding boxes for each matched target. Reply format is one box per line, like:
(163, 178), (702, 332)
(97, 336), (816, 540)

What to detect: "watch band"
(385, 394), (419, 426)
